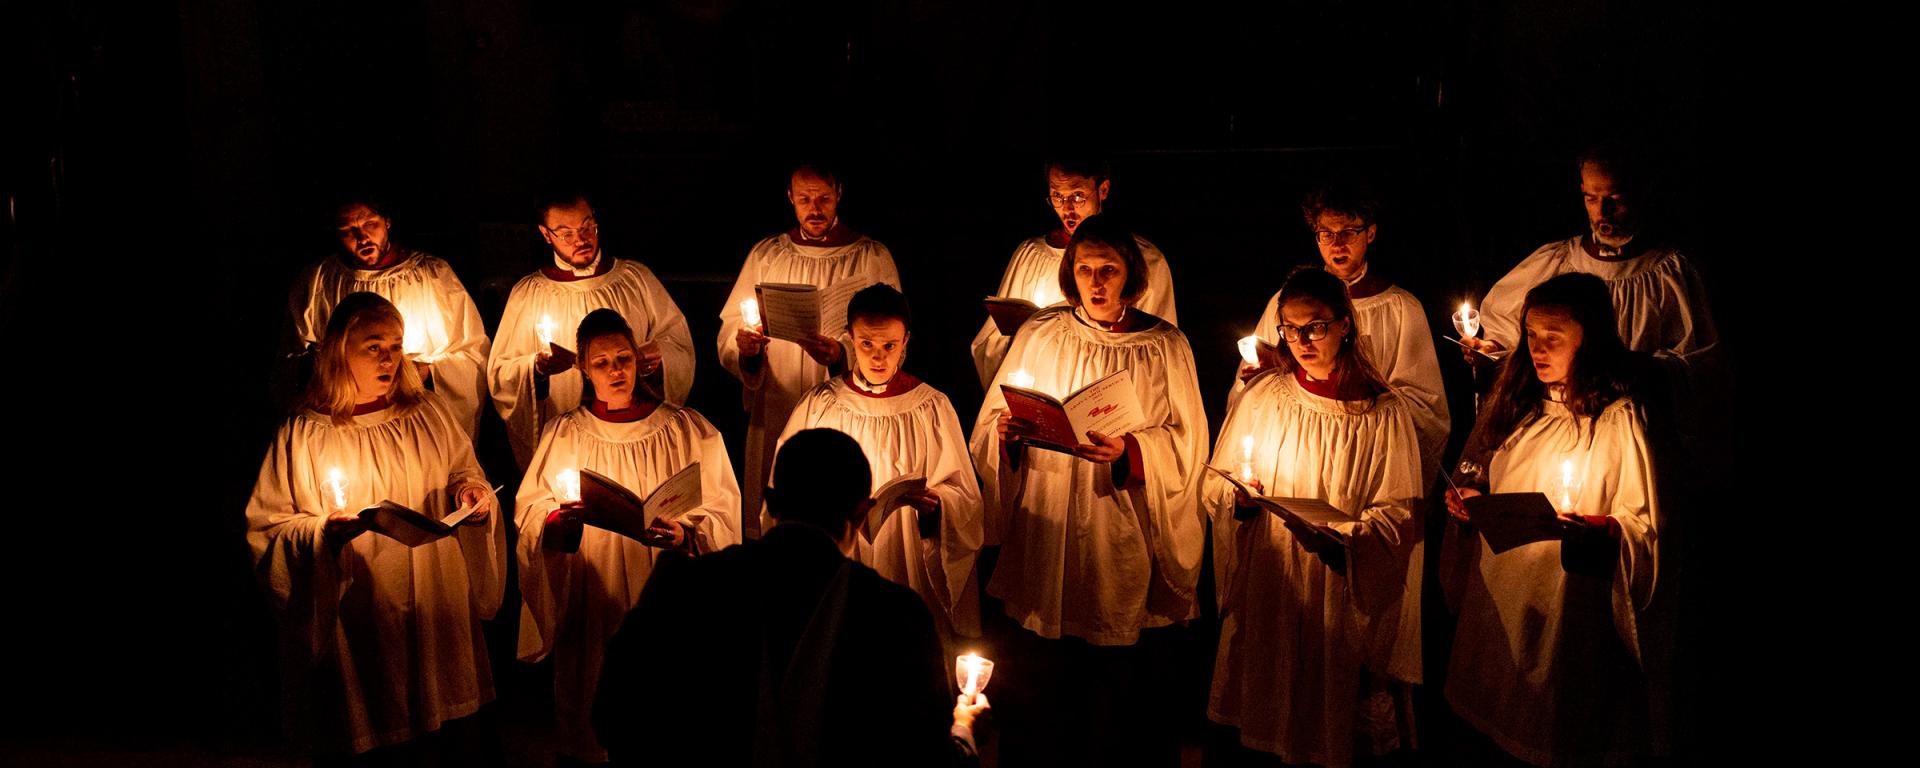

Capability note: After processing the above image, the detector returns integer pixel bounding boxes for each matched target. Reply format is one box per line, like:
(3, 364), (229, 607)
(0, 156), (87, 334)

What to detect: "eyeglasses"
(1313, 226), (1371, 245)
(1046, 191), (1090, 209)
(544, 223), (600, 243)
(1277, 320), (1338, 343)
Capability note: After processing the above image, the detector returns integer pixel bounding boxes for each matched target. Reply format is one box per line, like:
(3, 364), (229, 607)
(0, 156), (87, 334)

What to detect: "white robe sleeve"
(423, 262), (494, 440)
(434, 398), (504, 620)
(489, 282), (586, 468)
(969, 246), (1034, 391)
(1123, 335), (1210, 622)
(513, 420), (574, 662)
(245, 422), (345, 661)
(630, 264), (697, 406)
(1135, 236), (1179, 326)
(921, 393), (986, 633)
(682, 412), (744, 555)
(717, 247), (770, 400)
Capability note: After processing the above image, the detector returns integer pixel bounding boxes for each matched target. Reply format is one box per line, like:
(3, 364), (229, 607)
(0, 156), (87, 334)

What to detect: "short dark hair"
(575, 308), (638, 362)
(1058, 214), (1149, 306)
(790, 161), (843, 191)
(846, 284), (912, 333)
(1044, 154), (1111, 185)
(329, 190), (391, 223)
(1300, 183), (1380, 230)
(1576, 142), (1643, 194)
(535, 186), (592, 225)
(767, 429), (872, 532)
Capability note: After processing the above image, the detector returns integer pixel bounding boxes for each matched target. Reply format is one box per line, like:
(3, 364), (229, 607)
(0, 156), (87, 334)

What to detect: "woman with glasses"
(1205, 267), (1424, 767)
(245, 292), (503, 761)
(1442, 272), (1664, 766)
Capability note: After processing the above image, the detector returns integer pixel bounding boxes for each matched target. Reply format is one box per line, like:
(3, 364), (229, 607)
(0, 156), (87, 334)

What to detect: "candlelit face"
(345, 317), (405, 401)
(1524, 306), (1585, 385)
(1046, 168), (1109, 235)
(849, 316), (909, 386)
(1313, 210), (1375, 282)
(335, 204), (394, 267)
(1071, 243), (1131, 323)
(788, 171), (841, 238)
(1279, 297), (1347, 379)
(1581, 162), (1636, 248)
(583, 334), (639, 408)
(540, 199), (600, 268)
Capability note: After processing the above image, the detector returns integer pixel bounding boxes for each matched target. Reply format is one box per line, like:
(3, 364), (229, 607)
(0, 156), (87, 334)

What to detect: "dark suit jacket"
(595, 521), (959, 767)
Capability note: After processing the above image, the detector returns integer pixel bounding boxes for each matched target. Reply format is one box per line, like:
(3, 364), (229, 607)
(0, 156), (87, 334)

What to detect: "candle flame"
(957, 652), (988, 697)
(1031, 281), (1058, 307)
(1241, 435), (1254, 460)
(1558, 459), (1576, 511)
(326, 467), (347, 512)
(1008, 369), (1035, 389)
(401, 313), (425, 356)
(556, 469), (581, 503)
(1237, 335), (1261, 366)
(740, 298), (762, 329)
(536, 314), (559, 347)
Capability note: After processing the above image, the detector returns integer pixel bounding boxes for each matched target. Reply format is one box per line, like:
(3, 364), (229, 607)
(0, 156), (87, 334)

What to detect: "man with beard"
(286, 196), (492, 439)
(489, 192), (697, 469)
(968, 155), (1179, 389)
(717, 163), (900, 537)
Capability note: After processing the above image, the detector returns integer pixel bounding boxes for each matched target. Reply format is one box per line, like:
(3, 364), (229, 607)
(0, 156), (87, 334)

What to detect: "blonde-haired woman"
(246, 291), (503, 760)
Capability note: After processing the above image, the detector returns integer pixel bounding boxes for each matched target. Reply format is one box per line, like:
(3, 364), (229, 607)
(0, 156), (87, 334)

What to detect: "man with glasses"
(968, 155), (1179, 389)
(717, 163), (900, 537)
(286, 194), (493, 440)
(488, 191), (696, 469)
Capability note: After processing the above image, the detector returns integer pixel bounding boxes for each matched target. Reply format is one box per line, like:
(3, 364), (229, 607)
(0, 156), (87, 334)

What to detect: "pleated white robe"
(970, 307), (1208, 645)
(1445, 397), (1663, 767)
(1479, 239), (1718, 382)
(969, 234), (1179, 389)
(245, 393), (503, 754)
(514, 403), (742, 762)
(288, 251), (492, 439)
(716, 233), (899, 536)
(488, 258), (697, 468)
(771, 374), (985, 641)
(1205, 371), (1423, 766)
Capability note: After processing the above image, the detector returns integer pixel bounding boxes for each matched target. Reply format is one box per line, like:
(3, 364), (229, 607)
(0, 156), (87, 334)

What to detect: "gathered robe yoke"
(1205, 371), (1423, 766)
(512, 402), (741, 762)
(969, 307), (1208, 646)
(771, 374), (986, 641)
(245, 393), (503, 755)
(716, 233), (900, 535)
(1479, 238), (1718, 392)
(488, 258), (697, 468)
(289, 251), (492, 439)
(970, 233), (1178, 390)
(1445, 397), (1662, 767)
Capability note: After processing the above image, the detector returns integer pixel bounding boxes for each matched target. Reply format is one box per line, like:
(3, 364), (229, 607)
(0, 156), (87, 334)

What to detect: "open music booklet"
(1204, 465), (1357, 543)
(755, 280), (870, 342)
(574, 463), (705, 543)
(358, 489), (494, 548)
(999, 368), (1147, 455)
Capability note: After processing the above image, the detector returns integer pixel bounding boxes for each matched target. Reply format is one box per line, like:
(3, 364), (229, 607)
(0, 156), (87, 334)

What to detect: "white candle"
(325, 467), (348, 513)
(740, 298), (762, 330)
(1238, 436), (1255, 483)
(1453, 301), (1480, 339)
(556, 468), (582, 503)
(536, 314), (559, 347)
(1557, 458), (1578, 512)
(1031, 280), (1057, 307)
(1008, 368), (1035, 389)
(1237, 335), (1261, 366)
(955, 652), (994, 699)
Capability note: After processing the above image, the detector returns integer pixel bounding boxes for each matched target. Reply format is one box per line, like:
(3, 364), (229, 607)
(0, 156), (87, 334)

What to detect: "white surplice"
(716, 233), (899, 536)
(771, 374), (985, 641)
(487, 258), (696, 468)
(288, 251), (492, 439)
(1445, 397), (1663, 767)
(1205, 371), (1423, 767)
(969, 234), (1179, 390)
(969, 307), (1208, 646)
(513, 402), (742, 762)
(245, 393), (503, 754)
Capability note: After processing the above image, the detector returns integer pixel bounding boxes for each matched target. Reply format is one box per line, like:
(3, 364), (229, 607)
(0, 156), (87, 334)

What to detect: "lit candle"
(556, 468), (582, 503)
(536, 314), (559, 347)
(740, 298), (762, 330)
(401, 313), (426, 356)
(1452, 301), (1480, 339)
(1238, 435), (1255, 483)
(1008, 368), (1035, 389)
(1556, 458), (1579, 513)
(1031, 280), (1057, 307)
(1237, 335), (1261, 367)
(325, 467), (348, 513)
(955, 652), (995, 700)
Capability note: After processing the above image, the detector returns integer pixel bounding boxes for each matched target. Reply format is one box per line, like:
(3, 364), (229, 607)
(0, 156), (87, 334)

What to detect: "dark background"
(3, 0), (1756, 762)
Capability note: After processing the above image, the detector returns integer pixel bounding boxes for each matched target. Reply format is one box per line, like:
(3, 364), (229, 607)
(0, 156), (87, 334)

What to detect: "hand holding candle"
(955, 652), (995, 704)
(556, 468), (582, 504)
(325, 467), (348, 514)
(740, 298), (762, 331)
(536, 314), (560, 347)
(1237, 335), (1262, 367)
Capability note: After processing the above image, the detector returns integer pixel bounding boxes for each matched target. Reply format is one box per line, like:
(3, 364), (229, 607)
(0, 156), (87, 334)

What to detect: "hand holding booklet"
(1462, 492), (1574, 554)
(357, 486), (498, 548)
(999, 368), (1146, 455)
(566, 463), (704, 546)
(861, 473), (928, 541)
(1205, 466), (1356, 543)
(755, 280), (870, 342)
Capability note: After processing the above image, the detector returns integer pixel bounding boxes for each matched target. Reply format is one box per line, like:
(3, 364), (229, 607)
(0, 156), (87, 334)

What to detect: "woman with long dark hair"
(1442, 271), (1664, 765)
